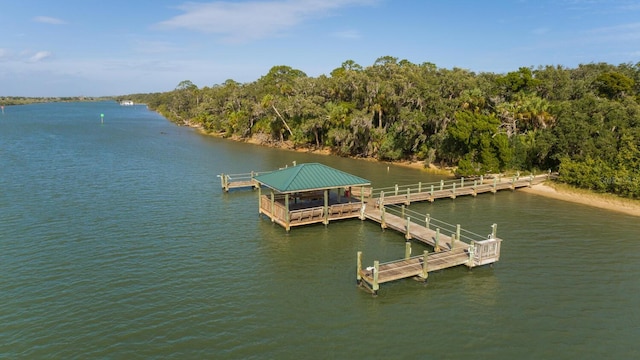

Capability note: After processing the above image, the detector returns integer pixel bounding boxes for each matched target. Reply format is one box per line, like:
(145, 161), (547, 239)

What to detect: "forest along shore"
(522, 183), (640, 217)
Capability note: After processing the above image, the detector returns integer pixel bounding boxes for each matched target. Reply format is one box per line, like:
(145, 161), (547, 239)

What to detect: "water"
(1, 102), (639, 359)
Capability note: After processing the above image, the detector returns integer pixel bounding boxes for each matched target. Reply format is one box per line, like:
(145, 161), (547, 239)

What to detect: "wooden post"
(473, 180), (478, 196)
(491, 223), (497, 239)
(381, 206), (387, 229)
(529, 174), (534, 187)
(359, 203), (366, 220)
(357, 251), (362, 284)
(451, 232), (456, 250)
(511, 176), (516, 190)
(480, 175), (484, 184)
(467, 241), (475, 267)
(440, 179), (444, 191)
(401, 204), (405, 219)
(435, 228), (440, 252)
(461, 177), (464, 188)
(220, 173), (225, 190)
(285, 194), (290, 231)
(323, 189), (329, 225)
(492, 177), (497, 193)
(405, 242), (411, 259)
(418, 181), (422, 193)
(258, 186), (262, 214)
(451, 182), (456, 199)
(405, 216), (411, 240)
(421, 250), (429, 280)
(379, 191), (385, 208)
(395, 184), (399, 196)
(270, 192), (275, 222)
(430, 184), (434, 197)
(406, 188), (411, 205)
(425, 213), (430, 229)
(373, 261), (380, 294)
(456, 224), (461, 244)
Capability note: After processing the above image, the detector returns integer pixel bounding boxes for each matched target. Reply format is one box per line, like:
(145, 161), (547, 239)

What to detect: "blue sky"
(1, 0), (639, 97)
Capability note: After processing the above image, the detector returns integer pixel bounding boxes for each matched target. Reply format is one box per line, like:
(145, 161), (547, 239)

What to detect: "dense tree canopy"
(125, 58), (640, 199)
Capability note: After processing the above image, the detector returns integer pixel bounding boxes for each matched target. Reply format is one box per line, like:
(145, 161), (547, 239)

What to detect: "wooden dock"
(368, 173), (552, 206)
(220, 166), (553, 294)
(357, 204), (501, 294)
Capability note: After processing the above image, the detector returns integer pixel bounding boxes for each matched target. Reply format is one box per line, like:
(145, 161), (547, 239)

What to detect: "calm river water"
(1, 102), (638, 359)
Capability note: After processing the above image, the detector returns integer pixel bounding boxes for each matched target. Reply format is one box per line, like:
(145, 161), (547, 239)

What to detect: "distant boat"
(120, 100), (134, 106)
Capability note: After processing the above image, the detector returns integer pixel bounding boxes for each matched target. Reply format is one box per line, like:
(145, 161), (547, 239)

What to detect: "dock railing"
(366, 171), (555, 205)
(381, 203), (490, 246)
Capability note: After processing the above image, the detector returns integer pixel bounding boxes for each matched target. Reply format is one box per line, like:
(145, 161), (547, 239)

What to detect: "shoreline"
(194, 126), (640, 216)
(521, 182), (640, 217)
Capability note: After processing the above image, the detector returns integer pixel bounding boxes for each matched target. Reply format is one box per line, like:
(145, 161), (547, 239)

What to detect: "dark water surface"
(1, 102), (638, 359)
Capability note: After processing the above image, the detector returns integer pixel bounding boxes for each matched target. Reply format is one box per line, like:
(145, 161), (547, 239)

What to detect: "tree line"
(124, 57), (640, 199)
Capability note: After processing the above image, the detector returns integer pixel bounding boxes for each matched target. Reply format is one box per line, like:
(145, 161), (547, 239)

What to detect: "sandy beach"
(521, 183), (640, 217)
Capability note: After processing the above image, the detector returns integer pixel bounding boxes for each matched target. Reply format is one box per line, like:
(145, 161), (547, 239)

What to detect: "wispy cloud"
(33, 16), (67, 25)
(156, 0), (376, 42)
(587, 22), (640, 42)
(28, 51), (53, 63)
(331, 29), (362, 39)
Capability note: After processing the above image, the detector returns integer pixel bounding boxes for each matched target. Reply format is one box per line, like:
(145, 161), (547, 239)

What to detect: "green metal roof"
(254, 163), (371, 193)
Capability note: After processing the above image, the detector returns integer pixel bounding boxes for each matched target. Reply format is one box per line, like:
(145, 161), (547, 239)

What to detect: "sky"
(1, 0), (639, 97)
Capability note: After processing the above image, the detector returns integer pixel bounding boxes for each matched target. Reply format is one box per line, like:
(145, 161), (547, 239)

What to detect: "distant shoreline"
(521, 183), (640, 217)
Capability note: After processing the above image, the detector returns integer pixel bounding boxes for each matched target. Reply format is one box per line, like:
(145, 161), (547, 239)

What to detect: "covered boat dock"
(254, 163), (371, 231)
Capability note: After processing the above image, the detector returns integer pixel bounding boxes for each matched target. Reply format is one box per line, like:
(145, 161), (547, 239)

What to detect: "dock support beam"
(372, 261), (380, 295)
(420, 250), (429, 280)
(356, 251), (362, 284)
(405, 242), (411, 259)
(435, 228), (440, 252)
(405, 216), (411, 240)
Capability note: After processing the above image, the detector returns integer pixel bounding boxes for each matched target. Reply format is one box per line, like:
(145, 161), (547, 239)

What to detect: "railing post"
(405, 216), (411, 240)
(401, 204), (405, 219)
(418, 181), (422, 193)
(270, 192), (275, 223)
(435, 228), (440, 252)
(285, 194), (290, 231)
(406, 188), (411, 205)
(421, 250), (429, 280)
(456, 224), (461, 244)
(430, 184), (434, 197)
(452, 182), (456, 199)
(493, 177), (497, 193)
(473, 180), (478, 196)
(405, 242), (411, 259)
(357, 251), (362, 284)
(461, 177), (464, 188)
(373, 261), (380, 295)
(425, 213), (430, 229)
(395, 184), (399, 196)
(440, 180), (444, 191)
(451, 232), (456, 250)
(467, 241), (475, 267)
(491, 223), (497, 239)
(480, 175), (484, 183)
(380, 206), (386, 229)
(379, 191), (385, 208)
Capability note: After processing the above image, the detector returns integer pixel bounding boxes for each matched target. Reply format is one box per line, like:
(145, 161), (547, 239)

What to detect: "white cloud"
(33, 16), (67, 25)
(156, 0), (376, 42)
(28, 51), (53, 63)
